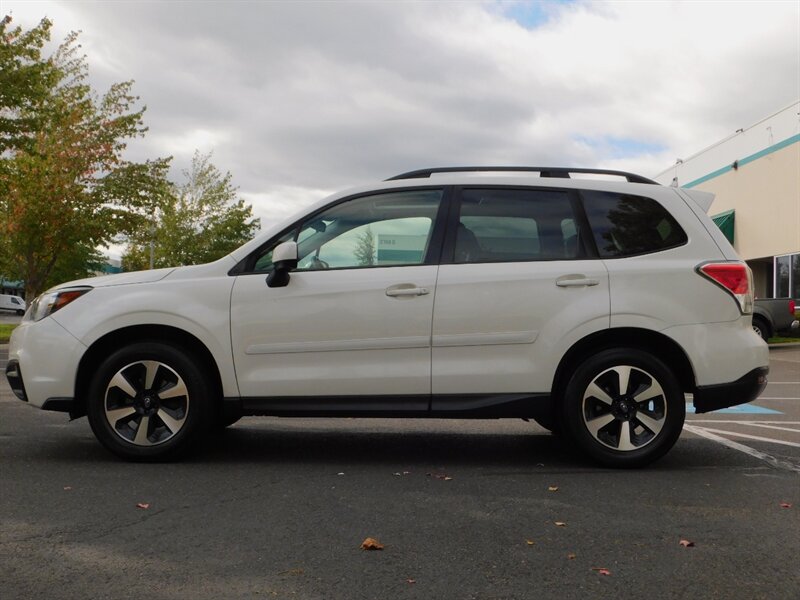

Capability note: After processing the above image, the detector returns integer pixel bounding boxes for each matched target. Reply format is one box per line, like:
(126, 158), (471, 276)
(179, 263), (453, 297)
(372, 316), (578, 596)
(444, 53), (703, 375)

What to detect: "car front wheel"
(560, 348), (685, 468)
(86, 342), (213, 461)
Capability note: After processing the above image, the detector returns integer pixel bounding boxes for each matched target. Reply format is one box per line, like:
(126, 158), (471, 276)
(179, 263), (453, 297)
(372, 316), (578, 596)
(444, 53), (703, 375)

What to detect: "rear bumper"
(692, 367), (769, 414)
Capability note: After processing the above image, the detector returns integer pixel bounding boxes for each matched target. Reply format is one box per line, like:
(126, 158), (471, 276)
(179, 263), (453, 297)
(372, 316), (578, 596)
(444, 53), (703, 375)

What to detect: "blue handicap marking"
(686, 402), (782, 415)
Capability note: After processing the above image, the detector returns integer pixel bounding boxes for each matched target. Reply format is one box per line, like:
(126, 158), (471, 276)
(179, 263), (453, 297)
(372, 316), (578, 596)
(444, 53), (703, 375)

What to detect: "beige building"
(655, 101), (800, 299)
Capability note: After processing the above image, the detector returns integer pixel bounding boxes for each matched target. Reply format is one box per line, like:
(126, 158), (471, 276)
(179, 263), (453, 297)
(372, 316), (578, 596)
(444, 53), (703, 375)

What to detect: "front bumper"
(692, 367), (769, 414)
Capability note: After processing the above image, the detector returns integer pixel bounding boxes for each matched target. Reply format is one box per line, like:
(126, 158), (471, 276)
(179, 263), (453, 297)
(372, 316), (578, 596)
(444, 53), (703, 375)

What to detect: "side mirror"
(266, 241), (298, 288)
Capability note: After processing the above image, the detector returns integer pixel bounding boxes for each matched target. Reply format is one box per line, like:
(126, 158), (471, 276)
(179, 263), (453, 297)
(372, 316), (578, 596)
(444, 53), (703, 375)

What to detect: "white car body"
(6, 169), (770, 466)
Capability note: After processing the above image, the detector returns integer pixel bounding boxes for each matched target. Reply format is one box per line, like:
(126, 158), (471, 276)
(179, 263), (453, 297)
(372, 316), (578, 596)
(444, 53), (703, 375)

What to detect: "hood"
(52, 267), (176, 291)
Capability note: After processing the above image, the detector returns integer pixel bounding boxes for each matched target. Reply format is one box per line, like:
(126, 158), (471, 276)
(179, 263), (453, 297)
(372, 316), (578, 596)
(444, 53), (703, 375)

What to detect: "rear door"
(430, 187), (610, 402)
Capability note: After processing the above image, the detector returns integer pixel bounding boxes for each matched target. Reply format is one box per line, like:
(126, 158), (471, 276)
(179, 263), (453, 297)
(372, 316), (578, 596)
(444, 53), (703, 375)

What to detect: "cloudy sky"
(4, 0), (799, 244)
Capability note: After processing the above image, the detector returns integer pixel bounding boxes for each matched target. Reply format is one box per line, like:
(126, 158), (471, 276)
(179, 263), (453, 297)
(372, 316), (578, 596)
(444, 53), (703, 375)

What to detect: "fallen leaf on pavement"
(526, 540), (535, 546)
(679, 539), (695, 547)
(548, 486), (559, 492)
(407, 579), (416, 584)
(554, 522), (567, 527)
(591, 568), (611, 576)
(360, 537), (384, 551)
(780, 502), (792, 508)
(567, 553), (577, 560)
(63, 486), (72, 491)
(136, 503), (150, 510)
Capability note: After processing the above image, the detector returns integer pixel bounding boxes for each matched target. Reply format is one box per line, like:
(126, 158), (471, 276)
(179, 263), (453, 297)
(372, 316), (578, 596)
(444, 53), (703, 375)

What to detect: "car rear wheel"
(560, 348), (685, 468)
(751, 316), (770, 342)
(87, 342), (213, 461)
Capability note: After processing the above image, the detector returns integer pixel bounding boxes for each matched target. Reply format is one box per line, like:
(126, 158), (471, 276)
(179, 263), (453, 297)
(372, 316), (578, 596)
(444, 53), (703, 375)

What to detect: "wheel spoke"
(157, 408), (183, 434)
(615, 366), (632, 397)
(159, 380), (188, 400)
(636, 411), (664, 435)
(633, 380), (664, 403)
(106, 406), (136, 426)
(617, 420), (635, 451)
(143, 361), (160, 390)
(133, 415), (152, 445)
(109, 372), (138, 398)
(585, 413), (615, 436)
(585, 382), (614, 405)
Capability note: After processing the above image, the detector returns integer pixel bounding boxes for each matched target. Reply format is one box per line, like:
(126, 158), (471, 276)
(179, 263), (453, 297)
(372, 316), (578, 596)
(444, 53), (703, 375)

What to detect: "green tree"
(0, 16), (57, 155)
(122, 151), (260, 270)
(0, 18), (166, 300)
(354, 225), (375, 266)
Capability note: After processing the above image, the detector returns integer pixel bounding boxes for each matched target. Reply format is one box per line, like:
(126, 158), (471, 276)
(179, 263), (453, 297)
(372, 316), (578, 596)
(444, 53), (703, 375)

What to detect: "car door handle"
(556, 276), (600, 287)
(386, 286), (430, 297)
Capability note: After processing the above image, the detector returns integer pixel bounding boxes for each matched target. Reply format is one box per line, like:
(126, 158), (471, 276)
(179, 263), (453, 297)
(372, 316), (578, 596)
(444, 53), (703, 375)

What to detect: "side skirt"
(231, 393), (552, 419)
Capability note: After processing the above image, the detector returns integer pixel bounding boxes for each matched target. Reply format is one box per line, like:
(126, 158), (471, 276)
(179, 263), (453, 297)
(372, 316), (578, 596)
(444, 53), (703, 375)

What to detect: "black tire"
(16, 309), (24, 316)
(559, 348), (685, 468)
(752, 316), (770, 342)
(86, 342), (214, 461)
(533, 413), (561, 435)
(215, 414), (242, 430)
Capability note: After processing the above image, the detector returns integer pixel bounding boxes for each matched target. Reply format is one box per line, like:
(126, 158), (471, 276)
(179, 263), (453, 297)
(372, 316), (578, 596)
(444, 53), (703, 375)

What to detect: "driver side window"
(295, 189), (443, 271)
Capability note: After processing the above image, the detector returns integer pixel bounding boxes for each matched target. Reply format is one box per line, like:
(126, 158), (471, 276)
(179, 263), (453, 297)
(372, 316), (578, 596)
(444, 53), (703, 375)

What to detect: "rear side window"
(455, 189), (583, 263)
(582, 191), (687, 258)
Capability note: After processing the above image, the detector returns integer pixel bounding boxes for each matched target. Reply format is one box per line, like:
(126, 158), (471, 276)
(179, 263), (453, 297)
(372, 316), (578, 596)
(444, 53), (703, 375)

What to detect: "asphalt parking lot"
(1, 345), (798, 599)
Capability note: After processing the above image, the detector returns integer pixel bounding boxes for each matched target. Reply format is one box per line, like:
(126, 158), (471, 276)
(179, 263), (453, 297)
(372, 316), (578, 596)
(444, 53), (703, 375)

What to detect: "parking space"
(1, 345), (798, 599)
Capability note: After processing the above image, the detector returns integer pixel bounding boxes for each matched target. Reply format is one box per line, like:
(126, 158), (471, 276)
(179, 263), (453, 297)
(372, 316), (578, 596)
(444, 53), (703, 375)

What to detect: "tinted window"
(455, 189), (582, 263)
(582, 191), (687, 257)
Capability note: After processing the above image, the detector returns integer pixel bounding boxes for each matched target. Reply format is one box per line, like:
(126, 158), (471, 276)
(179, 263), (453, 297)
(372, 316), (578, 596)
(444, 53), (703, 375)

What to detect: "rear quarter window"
(582, 191), (687, 258)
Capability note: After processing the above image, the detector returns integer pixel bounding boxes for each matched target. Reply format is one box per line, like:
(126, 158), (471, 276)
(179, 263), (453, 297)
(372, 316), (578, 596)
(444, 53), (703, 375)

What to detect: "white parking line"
(683, 425), (800, 473)
(688, 426), (800, 447)
(743, 423), (800, 434)
(688, 420), (800, 424)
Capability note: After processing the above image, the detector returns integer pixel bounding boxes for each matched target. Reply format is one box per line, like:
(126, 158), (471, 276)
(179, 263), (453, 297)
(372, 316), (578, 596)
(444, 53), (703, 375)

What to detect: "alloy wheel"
(104, 360), (190, 446)
(581, 365), (667, 452)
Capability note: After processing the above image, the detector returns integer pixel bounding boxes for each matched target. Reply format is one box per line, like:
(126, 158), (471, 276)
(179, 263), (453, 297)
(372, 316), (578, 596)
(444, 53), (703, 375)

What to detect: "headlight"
(29, 287), (92, 322)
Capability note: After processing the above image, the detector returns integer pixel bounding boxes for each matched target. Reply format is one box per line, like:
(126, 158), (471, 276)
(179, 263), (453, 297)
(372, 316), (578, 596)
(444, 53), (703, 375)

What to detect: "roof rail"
(386, 166), (659, 185)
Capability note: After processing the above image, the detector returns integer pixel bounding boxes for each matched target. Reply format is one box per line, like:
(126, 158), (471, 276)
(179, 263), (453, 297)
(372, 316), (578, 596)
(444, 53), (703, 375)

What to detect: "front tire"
(559, 349), (685, 468)
(86, 342), (214, 461)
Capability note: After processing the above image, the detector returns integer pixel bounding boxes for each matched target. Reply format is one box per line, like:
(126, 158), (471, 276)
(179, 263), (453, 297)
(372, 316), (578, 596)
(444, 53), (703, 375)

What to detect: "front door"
(230, 188), (446, 403)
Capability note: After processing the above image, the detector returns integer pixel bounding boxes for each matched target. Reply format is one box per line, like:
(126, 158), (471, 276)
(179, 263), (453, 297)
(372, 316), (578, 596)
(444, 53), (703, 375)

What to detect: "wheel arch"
(552, 328), (696, 401)
(73, 325), (224, 419)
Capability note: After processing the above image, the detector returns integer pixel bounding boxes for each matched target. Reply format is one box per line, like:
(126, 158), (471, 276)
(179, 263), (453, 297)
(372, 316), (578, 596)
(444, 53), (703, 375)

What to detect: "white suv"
(5, 167), (769, 467)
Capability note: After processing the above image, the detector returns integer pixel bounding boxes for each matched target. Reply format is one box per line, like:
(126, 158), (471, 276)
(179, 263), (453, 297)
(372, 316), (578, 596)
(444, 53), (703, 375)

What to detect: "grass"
(768, 336), (800, 344)
(0, 324), (17, 344)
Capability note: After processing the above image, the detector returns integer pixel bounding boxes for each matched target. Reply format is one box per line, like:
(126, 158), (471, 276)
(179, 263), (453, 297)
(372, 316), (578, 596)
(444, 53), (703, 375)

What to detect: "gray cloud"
(5, 0), (799, 235)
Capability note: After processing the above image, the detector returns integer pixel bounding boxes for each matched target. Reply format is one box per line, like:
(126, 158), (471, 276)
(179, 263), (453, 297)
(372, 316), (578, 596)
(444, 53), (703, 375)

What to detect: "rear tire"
(86, 342), (214, 461)
(559, 348), (685, 468)
(16, 309), (24, 316)
(752, 316), (770, 342)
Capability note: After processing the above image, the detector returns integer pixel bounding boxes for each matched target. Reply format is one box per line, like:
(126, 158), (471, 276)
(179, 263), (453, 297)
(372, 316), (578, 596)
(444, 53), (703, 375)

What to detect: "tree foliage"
(0, 16), (167, 300)
(354, 225), (375, 266)
(122, 151), (260, 271)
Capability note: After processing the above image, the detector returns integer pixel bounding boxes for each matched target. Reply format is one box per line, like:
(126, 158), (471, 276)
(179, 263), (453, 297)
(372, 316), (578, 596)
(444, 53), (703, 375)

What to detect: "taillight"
(697, 262), (753, 314)
(790, 300), (796, 315)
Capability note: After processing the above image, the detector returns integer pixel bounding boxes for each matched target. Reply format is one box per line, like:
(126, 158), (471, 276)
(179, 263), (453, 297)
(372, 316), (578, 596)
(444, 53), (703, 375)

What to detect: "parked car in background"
(6, 166), (770, 467)
(752, 298), (798, 341)
(0, 294), (25, 316)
